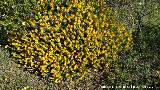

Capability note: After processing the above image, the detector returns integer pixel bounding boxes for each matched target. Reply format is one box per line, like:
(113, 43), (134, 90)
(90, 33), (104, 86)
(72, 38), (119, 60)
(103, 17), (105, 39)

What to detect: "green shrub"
(141, 24), (160, 53)
(0, 0), (38, 47)
(7, 0), (133, 83)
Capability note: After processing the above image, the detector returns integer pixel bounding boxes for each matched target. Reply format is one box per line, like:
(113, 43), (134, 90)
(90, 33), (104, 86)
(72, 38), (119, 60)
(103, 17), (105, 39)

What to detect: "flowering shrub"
(7, 0), (133, 83)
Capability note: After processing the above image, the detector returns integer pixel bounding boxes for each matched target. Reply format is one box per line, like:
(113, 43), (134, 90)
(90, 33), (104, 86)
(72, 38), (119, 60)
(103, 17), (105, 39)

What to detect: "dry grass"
(0, 47), (52, 90)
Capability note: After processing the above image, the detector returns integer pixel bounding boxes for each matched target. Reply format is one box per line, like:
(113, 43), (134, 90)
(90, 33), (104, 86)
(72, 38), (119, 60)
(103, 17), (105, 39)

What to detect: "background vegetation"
(0, 0), (160, 89)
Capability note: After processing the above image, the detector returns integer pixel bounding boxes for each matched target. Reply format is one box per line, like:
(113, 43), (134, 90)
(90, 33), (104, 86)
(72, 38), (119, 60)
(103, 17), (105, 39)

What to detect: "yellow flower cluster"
(7, 0), (133, 83)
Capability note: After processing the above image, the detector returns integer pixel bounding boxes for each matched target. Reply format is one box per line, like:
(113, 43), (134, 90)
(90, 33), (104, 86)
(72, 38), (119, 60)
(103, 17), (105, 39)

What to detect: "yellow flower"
(22, 86), (29, 90)
(7, 0), (133, 83)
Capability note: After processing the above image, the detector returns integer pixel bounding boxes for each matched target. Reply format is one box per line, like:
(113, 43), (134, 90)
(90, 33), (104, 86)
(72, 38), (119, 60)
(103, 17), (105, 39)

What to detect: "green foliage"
(134, 24), (160, 53)
(7, 0), (133, 83)
(0, 0), (39, 47)
(93, 50), (160, 89)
